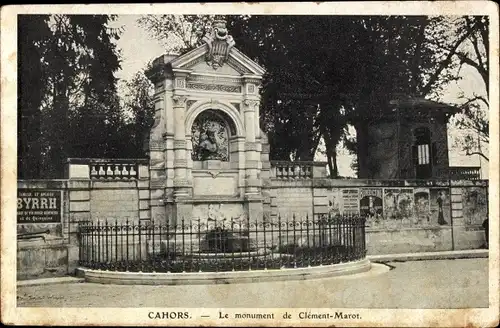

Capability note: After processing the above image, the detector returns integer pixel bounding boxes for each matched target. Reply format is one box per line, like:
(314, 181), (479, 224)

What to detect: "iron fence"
(78, 214), (366, 273)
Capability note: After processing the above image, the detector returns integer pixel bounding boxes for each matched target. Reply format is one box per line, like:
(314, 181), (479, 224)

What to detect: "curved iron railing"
(78, 214), (366, 273)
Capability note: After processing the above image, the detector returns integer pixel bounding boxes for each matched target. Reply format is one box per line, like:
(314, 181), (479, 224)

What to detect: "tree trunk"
(296, 132), (320, 161)
(51, 79), (70, 178)
(323, 131), (339, 178)
(326, 152), (338, 178)
(355, 121), (370, 179)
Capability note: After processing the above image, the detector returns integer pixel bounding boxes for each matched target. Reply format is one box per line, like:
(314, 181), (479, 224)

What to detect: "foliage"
(228, 15), (465, 177)
(18, 15), (52, 179)
(19, 15), (488, 179)
(138, 15), (478, 175)
(119, 69), (156, 157)
(137, 15), (224, 53)
(444, 16), (489, 161)
(18, 14), (124, 178)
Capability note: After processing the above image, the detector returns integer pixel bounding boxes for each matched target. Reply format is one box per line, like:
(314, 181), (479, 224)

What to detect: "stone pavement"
(16, 258), (489, 308)
(367, 248), (488, 262)
(16, 248), (489, 287)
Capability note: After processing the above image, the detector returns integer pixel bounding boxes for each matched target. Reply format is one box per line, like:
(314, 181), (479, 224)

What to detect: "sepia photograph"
(1, 2), (499, 327)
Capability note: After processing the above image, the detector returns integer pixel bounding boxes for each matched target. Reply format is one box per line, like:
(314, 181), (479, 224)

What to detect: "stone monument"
(145, 20), (270, 225)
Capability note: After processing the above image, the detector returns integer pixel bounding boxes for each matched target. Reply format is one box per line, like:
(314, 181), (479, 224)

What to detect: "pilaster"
(149, 94), (167, 222)
(172, 94), (191, 199)
(243, 99), (261, 195)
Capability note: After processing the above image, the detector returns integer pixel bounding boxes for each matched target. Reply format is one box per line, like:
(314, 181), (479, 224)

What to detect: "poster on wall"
(17, 189), (62, 224)
(359, 188), (383, 227)
(414, 188), (431, 225)
(383, 188), (414, 226)
(462, 187), (488, 226)
(429, 188), (451, 226)
(328, 188), (342, 216)
(341, 188), (359, 214)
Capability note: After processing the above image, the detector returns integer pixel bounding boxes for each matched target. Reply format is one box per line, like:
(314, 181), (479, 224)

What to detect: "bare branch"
(465, 150), (489, 161)
(469, 28), (485, 73)
(459, 95), (489, 109)
(454, 51), (488, 88)
(421, 26), (474, 95)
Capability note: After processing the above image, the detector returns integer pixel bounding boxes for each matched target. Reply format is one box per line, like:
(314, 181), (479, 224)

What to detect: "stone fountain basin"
(155, 230), (259, 256)
(182, 249), (272, 259)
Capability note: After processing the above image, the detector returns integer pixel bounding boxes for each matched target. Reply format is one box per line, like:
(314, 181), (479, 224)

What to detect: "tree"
(138, 15), (472, 176)
(18, 15), (52, 178)
(18, 15), (123, 178)
(137, 15), (224, 53)
(229, 15), (462, 176)
(444, 16), (489, 161)
(119, 69), (155, 158)
(340, 16), (461, 178)
(229, 15), (338, 162)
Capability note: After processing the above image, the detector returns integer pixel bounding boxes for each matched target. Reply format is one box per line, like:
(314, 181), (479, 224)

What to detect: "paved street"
(17, 258), (488, 308)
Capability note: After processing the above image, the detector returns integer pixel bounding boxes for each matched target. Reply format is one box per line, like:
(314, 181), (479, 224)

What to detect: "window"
(417, 144), (430, 165)
(413, 127), (432, 179)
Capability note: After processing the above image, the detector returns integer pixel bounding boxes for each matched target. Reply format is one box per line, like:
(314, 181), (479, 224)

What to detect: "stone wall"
(90, 183), (140, 222)
(17, 180), (72, 279)
(451, 180), (489, 250)
(17, 161), (489, 279)
(66, 159), (150, 224)
(17, 159), (150, 279)
(266, 178), (489, 254)
(269, 181), (314, 219)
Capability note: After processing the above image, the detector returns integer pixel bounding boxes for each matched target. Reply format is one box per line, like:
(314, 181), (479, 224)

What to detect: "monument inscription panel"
(193, 175), (238, 196)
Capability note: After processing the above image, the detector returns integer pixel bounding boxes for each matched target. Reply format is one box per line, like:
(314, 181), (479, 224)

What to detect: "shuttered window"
(417, 144), (430, 165)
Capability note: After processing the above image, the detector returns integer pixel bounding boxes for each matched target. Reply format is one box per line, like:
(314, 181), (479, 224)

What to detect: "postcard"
(1, 2), (499, 327)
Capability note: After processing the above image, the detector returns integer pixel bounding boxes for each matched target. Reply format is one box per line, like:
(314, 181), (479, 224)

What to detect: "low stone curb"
(367, 249), (488, 262)
(17, 250), (487, 287)
(75, 259), (372, 285)
(17, 276), (85, 287)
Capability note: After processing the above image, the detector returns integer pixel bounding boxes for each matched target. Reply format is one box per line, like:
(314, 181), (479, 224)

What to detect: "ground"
(17, 258), (488, 308)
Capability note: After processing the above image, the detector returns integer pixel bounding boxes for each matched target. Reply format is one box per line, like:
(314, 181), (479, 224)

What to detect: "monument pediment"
(185, 53), (247, 76)
(170, 45), (265, 77)
(147, 20), (265, 86)
(169, 19), (264, 78)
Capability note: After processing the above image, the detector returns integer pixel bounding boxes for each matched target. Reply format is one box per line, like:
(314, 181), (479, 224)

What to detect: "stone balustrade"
(437, 166), (482, 180)
(448, 166), (481, 180)
(66, 158), (149, 180)
(270, 162), (482, 181)
(270, 161), (328, 179)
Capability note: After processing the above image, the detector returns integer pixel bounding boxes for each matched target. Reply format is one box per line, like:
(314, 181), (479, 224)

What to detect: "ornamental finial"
(202, 20), (235, 70)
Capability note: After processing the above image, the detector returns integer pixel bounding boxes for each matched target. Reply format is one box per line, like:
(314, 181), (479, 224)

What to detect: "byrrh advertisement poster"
(17, 189), (62, 224)
(1, 2), (499, 327)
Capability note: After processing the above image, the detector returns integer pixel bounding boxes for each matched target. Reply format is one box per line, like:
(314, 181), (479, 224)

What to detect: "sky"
(110, 15), (489, 178)
(111, 15), (165, 82)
